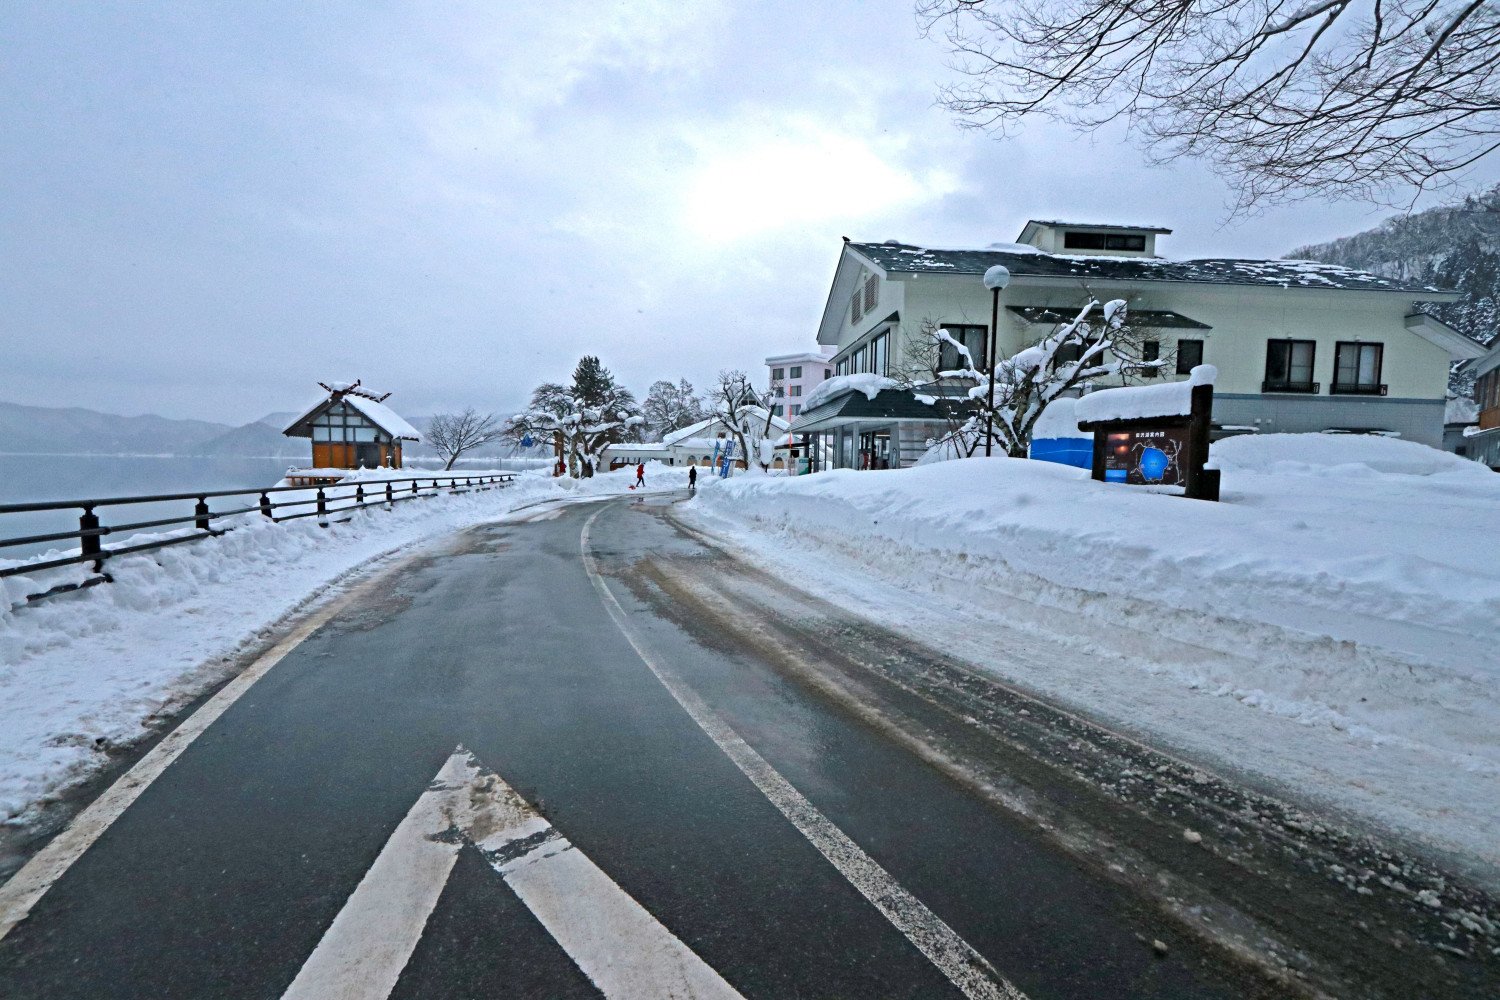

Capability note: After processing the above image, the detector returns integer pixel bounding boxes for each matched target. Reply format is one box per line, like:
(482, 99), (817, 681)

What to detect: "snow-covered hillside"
(687, 437), (1500, 876)
(1291, 184), (1500, 356)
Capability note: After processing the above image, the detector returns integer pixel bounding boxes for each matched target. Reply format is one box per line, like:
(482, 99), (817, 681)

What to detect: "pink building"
(766, 348), (835, 423)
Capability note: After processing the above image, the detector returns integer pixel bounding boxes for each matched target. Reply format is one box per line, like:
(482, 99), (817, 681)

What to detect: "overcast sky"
(3, 1), (1496, 424)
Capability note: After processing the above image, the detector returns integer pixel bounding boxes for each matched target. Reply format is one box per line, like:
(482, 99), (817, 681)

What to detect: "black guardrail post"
(355, 484), (365, 507)
(194, 497), (210, 532)
(385, 482), (394, 507)
(259, 492), (273, 518)
(316, 488), (327, 525)
(79, 505), (102, 570)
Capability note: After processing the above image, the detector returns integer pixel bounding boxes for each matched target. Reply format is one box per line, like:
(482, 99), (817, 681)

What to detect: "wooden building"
(283, 380), (421, 471)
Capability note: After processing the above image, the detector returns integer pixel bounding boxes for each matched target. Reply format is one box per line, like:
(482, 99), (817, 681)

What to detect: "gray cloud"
(2, 1), (1494, 423)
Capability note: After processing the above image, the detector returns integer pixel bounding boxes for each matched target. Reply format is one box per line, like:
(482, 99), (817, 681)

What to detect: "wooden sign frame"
(1076, 383), (1220, 501)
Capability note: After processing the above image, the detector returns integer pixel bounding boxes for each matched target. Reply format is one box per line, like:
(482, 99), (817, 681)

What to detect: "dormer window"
(1064, 232), (1146, 252)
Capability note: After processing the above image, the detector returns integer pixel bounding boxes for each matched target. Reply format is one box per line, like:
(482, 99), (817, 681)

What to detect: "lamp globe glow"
(983, 264), (1011, 291)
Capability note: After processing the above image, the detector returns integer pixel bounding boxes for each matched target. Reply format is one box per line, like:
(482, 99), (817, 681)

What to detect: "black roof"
(1006, 305), (1211, 330)
(793, 386), (970, 433)
(850, 242), (1454, 295)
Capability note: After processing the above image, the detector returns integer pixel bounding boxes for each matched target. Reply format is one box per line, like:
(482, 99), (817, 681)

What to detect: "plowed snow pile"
(688, 435), (1500, 875)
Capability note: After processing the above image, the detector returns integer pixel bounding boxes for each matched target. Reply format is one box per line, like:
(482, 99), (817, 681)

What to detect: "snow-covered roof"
(283, 387), (422, 441)
(802, 373), (899, 412)
(661, 412), (790, 447)
(849, 241), (1460, 296)
(343, 394), (421, 440)
(1074, 365), (1218, 425)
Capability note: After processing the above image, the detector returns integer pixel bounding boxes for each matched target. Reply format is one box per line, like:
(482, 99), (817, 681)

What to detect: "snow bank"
(1073, 365), (1216, 424)
(0, 466), (684, 825)
(1030, 397), (1092, 440)
(687, 437), (1500, 869)
(801, 373), (899, 412)
(1211, 432), (1484, 478)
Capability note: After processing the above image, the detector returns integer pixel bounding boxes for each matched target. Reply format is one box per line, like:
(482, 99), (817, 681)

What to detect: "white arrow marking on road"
(281, 748), (744, 1000)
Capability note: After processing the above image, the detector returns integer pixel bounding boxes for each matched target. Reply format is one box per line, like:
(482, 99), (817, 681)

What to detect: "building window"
(1332, 342), (1384, 395)
(771, 367), (784, 380)
(1141, 340), (1160, 376)
(1176, 338), (1204, 375)
(870, 333), (888, 376)
(837, 357), (850, 376)
(824, 368), (831, 379)
(1264, 339), (1316, 392)
(1063, 232), (1146, 252)
(790, 385), (802, 397)
(789, 404), (801, 416)
(863, 274), (878, 312)
(938, 324), (987, 371)
(774, 386), (784, 397)
(789, 365), (802, 379)
(1053, 342), (1083, 366)
(852, 346), (867, 373)
(772, 404), (784, 416)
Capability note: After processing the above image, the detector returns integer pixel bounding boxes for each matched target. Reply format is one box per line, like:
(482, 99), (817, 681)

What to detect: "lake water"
(0, 453), (546, 560)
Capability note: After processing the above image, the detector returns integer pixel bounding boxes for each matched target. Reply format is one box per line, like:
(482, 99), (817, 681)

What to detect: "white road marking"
(0, 569), (387, 942)
(283, 749), (744, 1000)
(0, 494), (603, 943)
(581, 505), (1029, 1000)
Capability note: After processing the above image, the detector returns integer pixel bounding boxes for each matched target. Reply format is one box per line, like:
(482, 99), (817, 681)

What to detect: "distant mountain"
(0, 400), (231, 455)
(192, 420), (306, 458)
(1290, 185), (1500, 356)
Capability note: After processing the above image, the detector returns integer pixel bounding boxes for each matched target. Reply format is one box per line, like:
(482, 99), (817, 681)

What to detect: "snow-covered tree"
(507, 357), (643, 478)
(707, 370), (781, 474)
(641, 379), (707, 441)
(426, 408), (504, 470)
(895, 302), (1167, 460)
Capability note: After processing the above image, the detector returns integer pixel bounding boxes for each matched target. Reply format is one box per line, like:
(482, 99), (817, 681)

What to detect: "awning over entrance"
(791, 385), (970, 434)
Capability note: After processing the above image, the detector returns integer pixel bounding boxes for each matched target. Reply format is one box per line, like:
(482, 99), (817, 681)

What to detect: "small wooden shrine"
(282, 380), (421, 473)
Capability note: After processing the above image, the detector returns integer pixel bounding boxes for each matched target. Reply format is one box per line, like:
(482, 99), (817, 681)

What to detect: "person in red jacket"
(635, 461), (646, 487)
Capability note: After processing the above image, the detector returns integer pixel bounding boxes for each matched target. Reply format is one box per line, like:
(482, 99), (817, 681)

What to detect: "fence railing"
(0, 473), (515, 604)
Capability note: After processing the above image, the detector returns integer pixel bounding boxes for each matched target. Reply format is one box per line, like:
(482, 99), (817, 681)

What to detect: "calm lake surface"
(0, 453), (540, 560)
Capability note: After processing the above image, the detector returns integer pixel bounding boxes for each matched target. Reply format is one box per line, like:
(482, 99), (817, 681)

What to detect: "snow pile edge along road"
(686, 437), (1500, 873)
(0, 465), (690, 826)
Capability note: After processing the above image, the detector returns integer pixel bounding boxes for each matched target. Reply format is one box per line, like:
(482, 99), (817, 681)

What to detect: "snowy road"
(0, 494), (1494, 998)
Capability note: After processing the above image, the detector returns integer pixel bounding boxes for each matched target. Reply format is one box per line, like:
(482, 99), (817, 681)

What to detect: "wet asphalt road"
(0, 494), (1287, 998)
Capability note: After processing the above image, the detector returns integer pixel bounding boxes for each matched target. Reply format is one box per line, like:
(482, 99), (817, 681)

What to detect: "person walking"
(688, 465), (697, 490)
(635, 461), (646, 488)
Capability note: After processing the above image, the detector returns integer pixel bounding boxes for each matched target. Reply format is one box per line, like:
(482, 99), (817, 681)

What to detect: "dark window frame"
(1331, 341), (1386, 395)
(938, 323), (987, 372)
(1263, 339), (1318, 393)
(1063, 231), (1146, 252)
(1176, 338), (1204, 375)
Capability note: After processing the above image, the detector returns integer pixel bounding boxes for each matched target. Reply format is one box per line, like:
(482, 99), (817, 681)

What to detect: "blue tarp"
(1029, 437), (1093, 470)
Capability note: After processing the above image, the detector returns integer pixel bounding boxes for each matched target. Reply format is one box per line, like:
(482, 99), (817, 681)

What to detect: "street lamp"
(982, 265), (1011, 457)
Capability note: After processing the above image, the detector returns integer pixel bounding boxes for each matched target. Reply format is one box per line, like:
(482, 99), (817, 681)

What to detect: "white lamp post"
(982, 265), (1011, 457)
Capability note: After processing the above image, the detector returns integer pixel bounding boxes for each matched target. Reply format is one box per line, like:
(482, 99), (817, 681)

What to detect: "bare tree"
(918, 0), (1500, 209)
(426, 408), (504, 470)
(641, 379), (707, 441)
(707, 370), (782, 474)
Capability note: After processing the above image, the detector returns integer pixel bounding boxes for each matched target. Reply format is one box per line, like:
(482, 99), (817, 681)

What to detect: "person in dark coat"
(688, 465), (697, 490)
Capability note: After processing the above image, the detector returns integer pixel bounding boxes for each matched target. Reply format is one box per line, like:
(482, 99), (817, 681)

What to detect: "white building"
(600, 413), (792, 470)
(797, 221), (1485, 470)
(765, 349), (834, 422)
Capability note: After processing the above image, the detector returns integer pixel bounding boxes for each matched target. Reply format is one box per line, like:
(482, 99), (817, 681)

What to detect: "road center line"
(580, 504), (1029, 1000)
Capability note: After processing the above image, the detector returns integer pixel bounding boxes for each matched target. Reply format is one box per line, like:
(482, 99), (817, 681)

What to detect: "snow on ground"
(686, 435), (1500, 879)
(0, 464), (690, 826)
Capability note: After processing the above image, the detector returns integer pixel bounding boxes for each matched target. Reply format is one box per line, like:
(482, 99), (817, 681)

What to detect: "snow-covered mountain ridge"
(1291, 184), (1500, 353)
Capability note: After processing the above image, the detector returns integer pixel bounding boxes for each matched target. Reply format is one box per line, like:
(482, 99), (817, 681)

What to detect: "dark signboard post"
(1077, 382), (1220, 501)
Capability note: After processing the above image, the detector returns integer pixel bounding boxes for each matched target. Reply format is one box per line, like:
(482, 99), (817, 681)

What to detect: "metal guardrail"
(0, 473), (516, 604)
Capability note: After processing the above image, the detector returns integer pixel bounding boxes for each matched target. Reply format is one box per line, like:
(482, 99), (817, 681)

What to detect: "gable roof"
(660, 412), (791, 447)
(848, 241), (1460, 296)
(283, 387), (422, 441)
